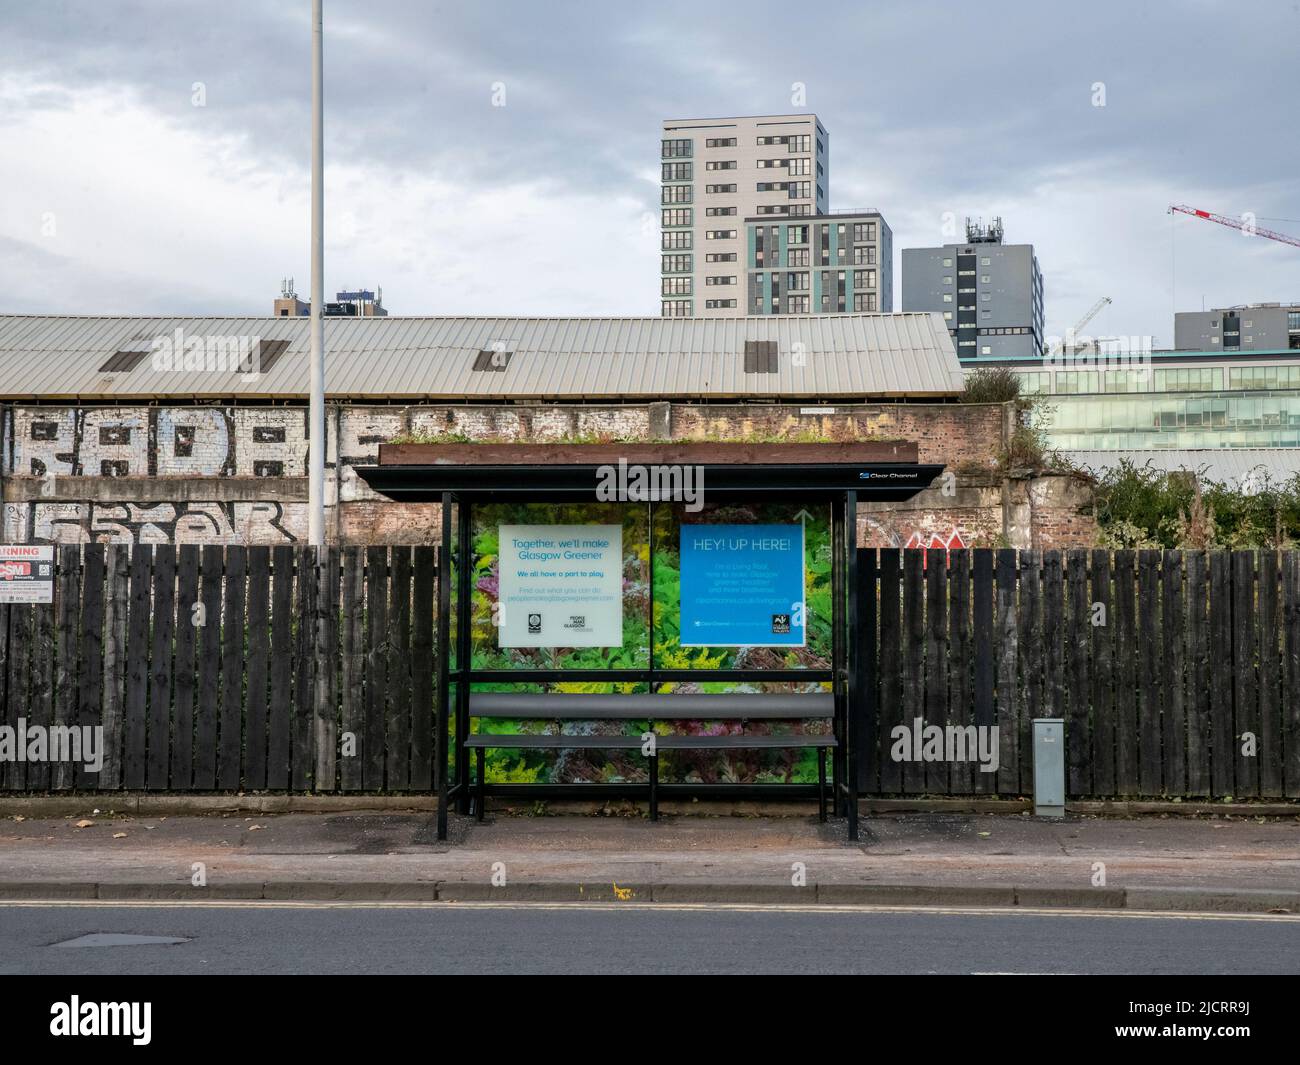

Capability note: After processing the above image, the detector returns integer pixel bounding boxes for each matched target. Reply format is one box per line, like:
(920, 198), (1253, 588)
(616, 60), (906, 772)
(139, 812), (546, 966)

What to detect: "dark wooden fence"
(862, 548), (1300, 799)
(0, 545), (437, 794)
(1, 546), (1298, 799)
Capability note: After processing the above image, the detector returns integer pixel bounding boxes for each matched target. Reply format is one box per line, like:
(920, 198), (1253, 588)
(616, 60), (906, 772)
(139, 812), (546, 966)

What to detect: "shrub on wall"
(960, 366), (1021, 405)
(1091, 459), (1300, 549)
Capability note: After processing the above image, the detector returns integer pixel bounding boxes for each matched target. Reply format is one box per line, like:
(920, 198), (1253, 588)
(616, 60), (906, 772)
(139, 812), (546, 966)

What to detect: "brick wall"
(858, 474), (1098, 550)
(666, 402), (1002, 469)
(0, 401), (1091, 547)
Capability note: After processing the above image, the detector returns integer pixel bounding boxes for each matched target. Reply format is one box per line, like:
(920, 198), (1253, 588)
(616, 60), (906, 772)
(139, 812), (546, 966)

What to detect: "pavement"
(0, 804), (1297, 912)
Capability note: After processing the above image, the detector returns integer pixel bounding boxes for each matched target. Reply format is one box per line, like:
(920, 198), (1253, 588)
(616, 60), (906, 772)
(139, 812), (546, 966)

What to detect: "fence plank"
(121, 545), (152, 791)
(995, 549), (1019, 794)
(340, 547), (365, 792)
(52, 546), (81, 791)
(387, 546), (413, 790)
(410, 546), (436, 792)
(1065, 550), (1090, 795)
(99, 545), (129, 790)
(1184, 552), (1211, 796)
(1137, 551), (1162, 795)
(948, 549), (971, 795)
(0, 600), (8, 790)
(924, 550), (948, 794)
(314, 545), (340, 792)
(877, 550), (902, 794)
(971, 550), (994, 793)
(2, 590), (31, 791)
(1113, 551), (1138, 795)
(267, 546), (294, 790)
(1232, 551), (1258, 797)
(1258, 551), (1282, 797)
(1283, 553), (1300, 799)
(244, 547), (271, 790)
(1209, 552), (1234, 797)
(24, 596), (44, 792)
(219, 547), (246, 790)
(1017, 551), (1041, 794)
(194, 545), (223, 790)
(901, 550), (924, 794)
(147, 545), (176, 790)
(170, 546), (199, 791)
(365, 547), (389, 790)
(858, 547), (878, 794)
(1042, 550), (1065, 722)
(1159, 551), (1185, 797)
(1090, 550), (1114, 796)
(28, 594), (56, 791)
(292, 547), (316, 790)
(76, 544), (106, 791)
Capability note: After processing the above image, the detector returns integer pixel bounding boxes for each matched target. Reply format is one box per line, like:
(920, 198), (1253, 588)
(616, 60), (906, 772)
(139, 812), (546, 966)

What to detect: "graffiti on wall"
(5, 407), (310, 480)
(2, 501), (304, 545)
(903, 528), (968, 552)
(860, 517), (975, 552)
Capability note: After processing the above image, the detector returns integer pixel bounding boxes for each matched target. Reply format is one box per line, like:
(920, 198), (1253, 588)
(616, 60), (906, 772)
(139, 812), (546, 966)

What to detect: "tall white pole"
(308, 0), (326, 546)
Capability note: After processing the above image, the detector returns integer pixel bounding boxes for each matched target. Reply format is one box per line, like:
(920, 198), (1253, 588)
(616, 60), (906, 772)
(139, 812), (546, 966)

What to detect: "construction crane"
(1050, 296), (1112, 356)
(1169, 204), (1300, 249)
(1073, 296), (1112, 334)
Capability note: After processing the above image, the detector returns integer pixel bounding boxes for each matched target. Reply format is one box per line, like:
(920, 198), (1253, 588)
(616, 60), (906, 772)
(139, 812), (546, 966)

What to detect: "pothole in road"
(53, 933), (192, 948)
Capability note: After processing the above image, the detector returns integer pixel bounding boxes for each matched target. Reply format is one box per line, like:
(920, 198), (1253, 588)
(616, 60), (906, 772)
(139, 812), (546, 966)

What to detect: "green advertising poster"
(468, 501), (832, 786)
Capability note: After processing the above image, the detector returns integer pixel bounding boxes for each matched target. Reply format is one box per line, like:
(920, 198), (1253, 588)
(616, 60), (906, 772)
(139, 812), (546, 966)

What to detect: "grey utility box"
(1032, 718), (1065, 817)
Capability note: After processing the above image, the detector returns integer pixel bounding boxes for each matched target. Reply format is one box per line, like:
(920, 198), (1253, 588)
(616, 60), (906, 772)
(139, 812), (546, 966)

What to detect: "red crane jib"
(1170, 204), (1300, 249)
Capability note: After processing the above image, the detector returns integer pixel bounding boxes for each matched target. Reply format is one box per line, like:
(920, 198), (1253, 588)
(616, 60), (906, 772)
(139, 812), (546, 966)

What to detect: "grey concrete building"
(1174, 303), (1300, 352)
(745, 212), (892, 315)
(661, 114), (829, 318)
(901, 219), (1044, 360)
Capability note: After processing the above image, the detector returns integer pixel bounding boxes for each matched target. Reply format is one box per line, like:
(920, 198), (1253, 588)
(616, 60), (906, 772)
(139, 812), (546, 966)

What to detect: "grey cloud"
(1, 0), (1297, 332)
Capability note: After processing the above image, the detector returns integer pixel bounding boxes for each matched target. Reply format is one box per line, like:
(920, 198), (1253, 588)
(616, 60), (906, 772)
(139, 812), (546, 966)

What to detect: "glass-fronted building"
(992, 350), (1300, 450)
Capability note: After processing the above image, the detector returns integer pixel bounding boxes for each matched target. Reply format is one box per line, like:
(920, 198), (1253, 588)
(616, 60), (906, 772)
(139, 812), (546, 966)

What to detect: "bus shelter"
(356, 441), (942, 841)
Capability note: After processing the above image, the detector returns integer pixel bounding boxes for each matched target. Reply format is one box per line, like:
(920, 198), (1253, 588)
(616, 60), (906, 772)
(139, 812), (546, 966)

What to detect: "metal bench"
(464, 692), (836, 823)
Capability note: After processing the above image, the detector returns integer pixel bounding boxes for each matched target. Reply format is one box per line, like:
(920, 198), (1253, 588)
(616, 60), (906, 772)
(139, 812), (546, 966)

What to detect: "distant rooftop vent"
(472, 348), (512, 372)
(743, 340), (778, 373)
(238, 339), (291, 374)
(98, 349), (150, 373)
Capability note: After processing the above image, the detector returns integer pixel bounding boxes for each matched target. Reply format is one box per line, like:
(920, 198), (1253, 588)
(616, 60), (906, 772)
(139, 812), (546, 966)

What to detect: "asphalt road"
(1, 902), (1297, 975)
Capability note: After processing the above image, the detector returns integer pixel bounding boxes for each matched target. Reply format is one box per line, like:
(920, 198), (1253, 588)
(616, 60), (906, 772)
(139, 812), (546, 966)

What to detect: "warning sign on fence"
(0, 545), (54, 604)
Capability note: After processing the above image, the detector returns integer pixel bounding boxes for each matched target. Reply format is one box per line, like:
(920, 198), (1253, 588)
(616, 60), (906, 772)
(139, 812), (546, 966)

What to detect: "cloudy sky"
(2, 0), (1297, 345)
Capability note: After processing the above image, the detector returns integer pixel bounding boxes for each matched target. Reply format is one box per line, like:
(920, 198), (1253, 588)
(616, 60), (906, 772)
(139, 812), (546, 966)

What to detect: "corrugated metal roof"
(1069, 449), (1300, 486)
(0, 313), (965, 401)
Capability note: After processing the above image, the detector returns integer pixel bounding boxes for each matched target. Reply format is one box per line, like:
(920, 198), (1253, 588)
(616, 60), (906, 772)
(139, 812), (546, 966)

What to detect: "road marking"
(0, 899), (1296, 922)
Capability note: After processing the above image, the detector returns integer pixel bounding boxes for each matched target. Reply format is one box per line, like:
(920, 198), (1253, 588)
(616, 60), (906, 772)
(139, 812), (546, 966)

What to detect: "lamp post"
(308, 0), (326, 546)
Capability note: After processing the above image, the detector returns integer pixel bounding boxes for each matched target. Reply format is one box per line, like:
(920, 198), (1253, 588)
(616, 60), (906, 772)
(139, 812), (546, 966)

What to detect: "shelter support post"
(456, 498), (472, 815)
(831, 495), (845, 816)
(846, 489), (860, 841)
(476, 747), (486, 823)
(858, 544), (877, 822)
(436, 492), (452, 840)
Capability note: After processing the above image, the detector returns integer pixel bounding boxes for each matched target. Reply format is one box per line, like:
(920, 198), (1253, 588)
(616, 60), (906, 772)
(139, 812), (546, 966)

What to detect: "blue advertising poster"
(679, 524), (805, 647)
